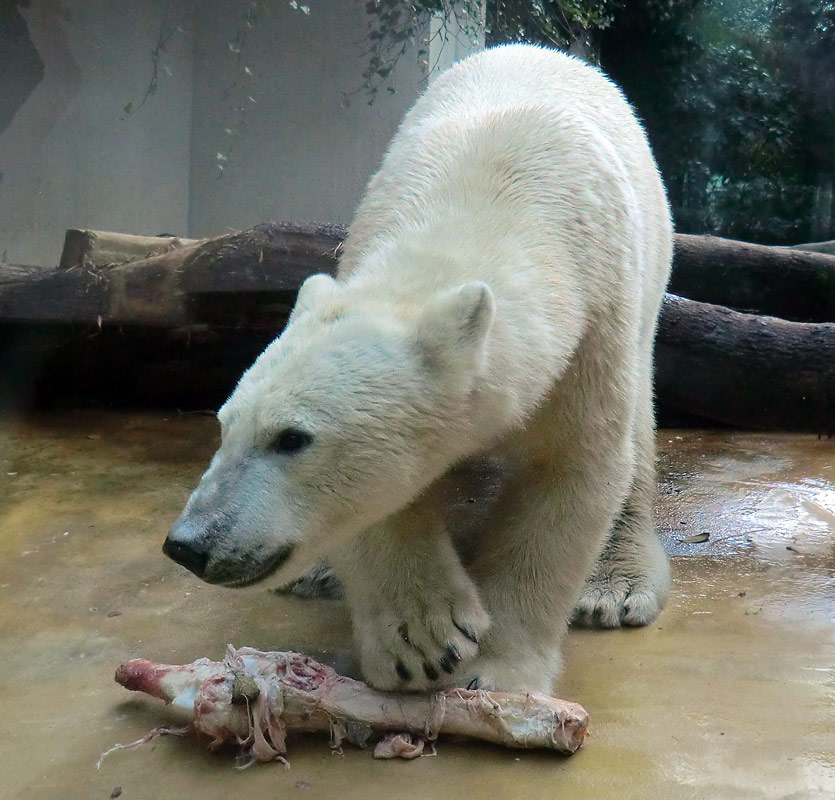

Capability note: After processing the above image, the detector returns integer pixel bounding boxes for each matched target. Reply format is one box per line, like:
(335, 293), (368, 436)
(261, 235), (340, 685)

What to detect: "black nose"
(163, 535), (209, 578)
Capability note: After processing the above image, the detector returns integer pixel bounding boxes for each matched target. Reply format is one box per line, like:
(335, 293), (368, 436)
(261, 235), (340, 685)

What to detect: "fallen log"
(59, 230), (201, 270)
(0, 263), (47, 284)
(0, 265), (105, 322)
(103, 646), (589, 765)
(4, 227), (834, 324)
(17, 293), (832, 432)
(783, 240), (835, 256)
(670, 234), (835, 322)
(655, 294), (835, 434)
(2, 225), (833, 431)
(0, 222), (344, 325)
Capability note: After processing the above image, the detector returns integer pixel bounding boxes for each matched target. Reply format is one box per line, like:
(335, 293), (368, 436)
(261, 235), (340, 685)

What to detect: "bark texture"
(670, 234), (835, 322)
(2, 225), (832, 431)
(656, 294), (834, 434)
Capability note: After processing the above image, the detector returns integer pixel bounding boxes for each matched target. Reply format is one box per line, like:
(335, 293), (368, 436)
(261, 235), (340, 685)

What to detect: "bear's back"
(340, 45), (670, 304)
(407, 44), (639, 144)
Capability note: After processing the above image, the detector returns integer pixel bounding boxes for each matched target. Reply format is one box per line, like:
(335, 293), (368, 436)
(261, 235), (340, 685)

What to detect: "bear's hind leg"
(572, 384), (670, 628)
(571, 485), (670, 628)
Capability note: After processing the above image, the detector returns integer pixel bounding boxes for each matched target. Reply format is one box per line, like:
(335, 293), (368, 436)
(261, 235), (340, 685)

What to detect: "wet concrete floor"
(0, 411), (832, 800)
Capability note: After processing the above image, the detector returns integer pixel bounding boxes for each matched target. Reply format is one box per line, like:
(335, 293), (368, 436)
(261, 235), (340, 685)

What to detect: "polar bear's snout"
(162, 528), (210, 578)
(163, 450), (302, 587)
(163, 512), (297, 587)
(164, 512), (239, 580)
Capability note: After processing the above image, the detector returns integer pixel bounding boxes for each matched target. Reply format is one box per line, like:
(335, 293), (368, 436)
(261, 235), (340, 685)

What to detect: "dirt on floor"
(0, 411), (832, 800)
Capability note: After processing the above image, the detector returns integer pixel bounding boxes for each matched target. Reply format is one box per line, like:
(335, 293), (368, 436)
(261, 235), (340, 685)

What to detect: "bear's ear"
(415, 281), (495, 378)
(289, 274), (339, 323)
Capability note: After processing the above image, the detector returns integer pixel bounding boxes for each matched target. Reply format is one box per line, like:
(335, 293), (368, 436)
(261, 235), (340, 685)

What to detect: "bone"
(107, 645), (589, 764)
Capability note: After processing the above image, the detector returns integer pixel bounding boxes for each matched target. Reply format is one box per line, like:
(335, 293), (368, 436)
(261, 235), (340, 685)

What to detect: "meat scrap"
(104, 646), (588, 765)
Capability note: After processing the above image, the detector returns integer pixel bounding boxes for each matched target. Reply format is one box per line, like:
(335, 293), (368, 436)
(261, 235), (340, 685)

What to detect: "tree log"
(670, 234), (835, 322)
(13, 295), (833, 433)
(2, 225), (833, 431)
(0, 265), (105, 322)
(5, 227), (834, 324)
(59, 230), (201, 270)
(783, 240), (835, 256)
(0, 263), (46, 284)
(655, 294), (834, 434)
(0, 222), (344, 325)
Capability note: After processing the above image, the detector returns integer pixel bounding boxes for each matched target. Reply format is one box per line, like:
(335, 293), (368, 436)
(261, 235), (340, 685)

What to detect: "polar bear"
(164, 44), (672, 694)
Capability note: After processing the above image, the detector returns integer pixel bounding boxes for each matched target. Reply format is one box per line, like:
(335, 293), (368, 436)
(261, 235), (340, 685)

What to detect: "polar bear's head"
(163, 274), (494, 586)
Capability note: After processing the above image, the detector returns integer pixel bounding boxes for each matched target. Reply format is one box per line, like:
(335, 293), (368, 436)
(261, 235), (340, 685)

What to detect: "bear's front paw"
(355, 583), (490, 692)
(460, 651), (559, 695)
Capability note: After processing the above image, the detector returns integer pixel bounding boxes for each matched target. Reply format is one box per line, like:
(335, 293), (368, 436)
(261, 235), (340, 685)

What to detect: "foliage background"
(367, 0), (835, 244)
(595, 0), (835, 244)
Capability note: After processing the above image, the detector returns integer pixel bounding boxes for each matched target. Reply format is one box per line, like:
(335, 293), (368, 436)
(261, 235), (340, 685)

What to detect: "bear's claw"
(395, 660), (412, 682)
(454, 621), (479, 644)
(355, 591), (490, 692)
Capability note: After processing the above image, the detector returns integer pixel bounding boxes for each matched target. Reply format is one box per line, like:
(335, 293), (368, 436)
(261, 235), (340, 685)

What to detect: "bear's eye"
(270, 428), (313, 454)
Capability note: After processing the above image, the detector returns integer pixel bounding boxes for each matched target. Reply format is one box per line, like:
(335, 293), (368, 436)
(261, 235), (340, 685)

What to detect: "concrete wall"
(187, 0), (428, 237)
(0, 0), (194, 267)
(0, 1), (484, 265)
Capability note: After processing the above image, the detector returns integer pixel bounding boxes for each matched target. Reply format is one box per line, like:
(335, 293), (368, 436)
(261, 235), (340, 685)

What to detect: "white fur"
(167, 44), (673, 693)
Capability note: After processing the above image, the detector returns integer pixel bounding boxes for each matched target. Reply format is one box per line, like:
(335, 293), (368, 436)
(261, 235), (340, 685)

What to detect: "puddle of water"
(0, 413), (833, 800)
